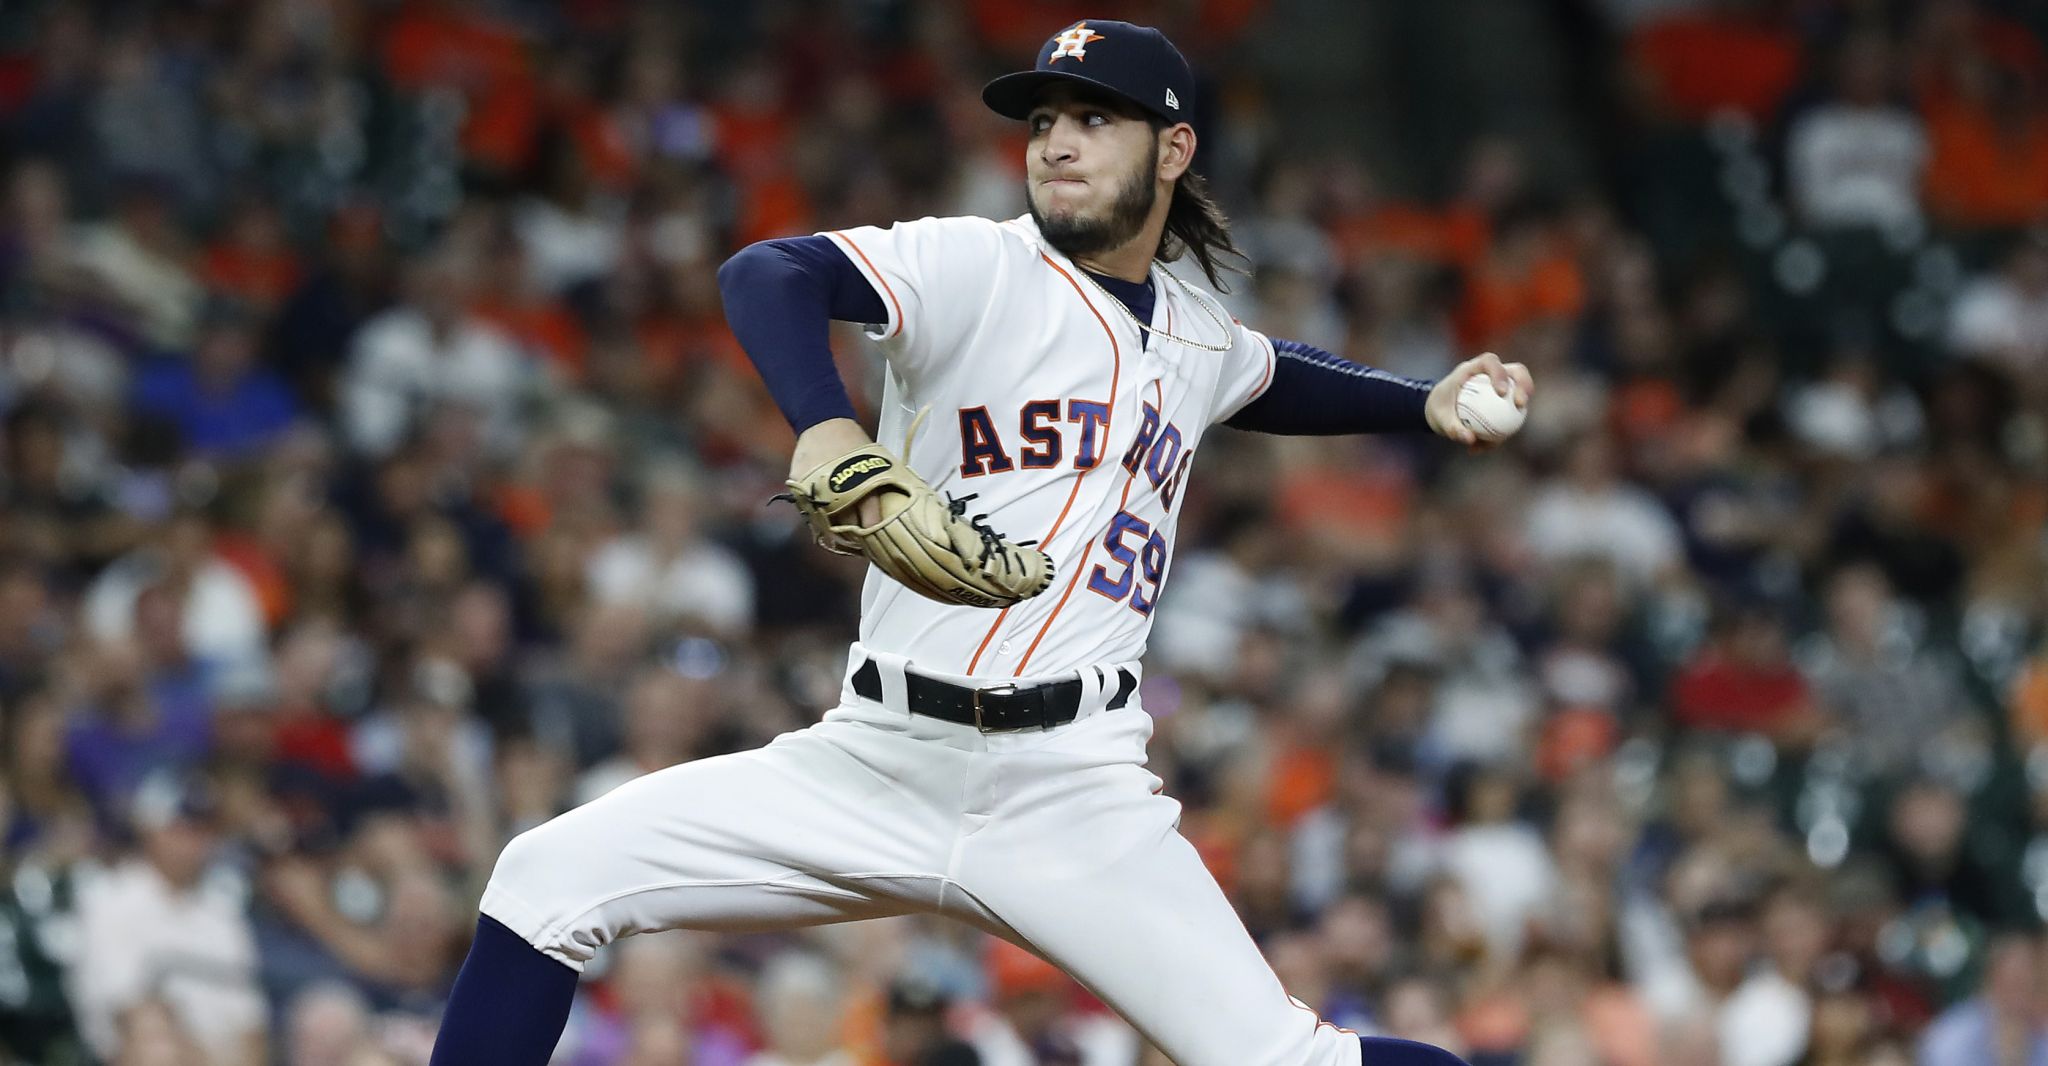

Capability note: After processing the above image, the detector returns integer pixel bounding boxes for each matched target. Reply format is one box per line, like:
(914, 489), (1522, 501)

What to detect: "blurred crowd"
(0, 0), (2047, 1064)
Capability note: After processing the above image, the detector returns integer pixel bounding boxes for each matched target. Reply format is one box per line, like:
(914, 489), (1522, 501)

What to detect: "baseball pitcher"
(431, 19), (1531, 1066)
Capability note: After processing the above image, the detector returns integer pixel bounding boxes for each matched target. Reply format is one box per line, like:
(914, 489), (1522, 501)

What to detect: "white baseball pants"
(481, 645), (1361, 1066)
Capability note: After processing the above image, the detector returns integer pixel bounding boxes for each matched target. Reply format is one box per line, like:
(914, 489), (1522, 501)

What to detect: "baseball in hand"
(1455, 376), (1527, 442)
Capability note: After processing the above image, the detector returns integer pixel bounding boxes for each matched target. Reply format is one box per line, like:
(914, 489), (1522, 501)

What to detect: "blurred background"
(0, 0), (2046, 1063)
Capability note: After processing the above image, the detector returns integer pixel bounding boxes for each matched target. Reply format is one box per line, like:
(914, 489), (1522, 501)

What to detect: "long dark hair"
(1148, 118), (1250, 292)
(1159, 170), (1250, 292)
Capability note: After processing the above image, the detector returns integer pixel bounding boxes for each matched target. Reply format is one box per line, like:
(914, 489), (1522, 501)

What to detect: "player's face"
(1024, 88), (1162, 258)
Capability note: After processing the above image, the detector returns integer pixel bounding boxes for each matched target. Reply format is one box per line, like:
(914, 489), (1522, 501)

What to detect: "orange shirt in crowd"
(734, 171), (813, 248)
(555, 98), (638, 192)
(381, 2), (540, 173)
(1275, 459), (1414, 561)
(1536, 707), (1619, 784)
(491, 481), (551, 541)
(1264, 743), (1337, 830)
(637, 311), (752, 379)
(709, 102), (789, 177)
(1458, 252), (1585, 348)
(2011, 656), (2048, 750)
(473, 298), (589, 379)
(1330, 204), (1444, 264)
(1184, 812), (1244, 897)
(1328, 200), (1491, 271)
(1628, 12), (1803, 123)
(710, 102), (813, 245)
(202, 243), (303, 310)
(379, 4), (526, 92)
(1460, 982), (1657, 1066)
(1437, 206), (1494, 270)
(840, 985), (888, 1066)
(1610, 377), (1686, 447)
(213, 532), (292, 629)
(1922, 97), (2048, 230)
(635, 310), (795, 465)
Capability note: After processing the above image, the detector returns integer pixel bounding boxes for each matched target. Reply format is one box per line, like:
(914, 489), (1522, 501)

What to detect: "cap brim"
(982, 69), (1155, 121)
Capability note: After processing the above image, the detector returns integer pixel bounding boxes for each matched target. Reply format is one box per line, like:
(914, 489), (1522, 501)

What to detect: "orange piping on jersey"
(830, 231), (904, 340)
(964, 252), (1121, 674)
(1012, 375), (1163, 677)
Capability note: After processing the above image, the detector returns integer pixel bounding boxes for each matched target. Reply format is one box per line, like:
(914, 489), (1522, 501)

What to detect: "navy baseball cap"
(982, 20), (1195, 124)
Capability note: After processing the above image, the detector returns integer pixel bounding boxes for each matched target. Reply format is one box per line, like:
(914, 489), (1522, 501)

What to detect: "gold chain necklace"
(1074, 263), (1236, 352)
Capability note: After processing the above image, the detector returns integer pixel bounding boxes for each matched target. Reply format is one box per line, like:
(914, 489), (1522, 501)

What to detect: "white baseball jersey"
(479, 214), (1370, 1066)
(821, 214), (1277, 680)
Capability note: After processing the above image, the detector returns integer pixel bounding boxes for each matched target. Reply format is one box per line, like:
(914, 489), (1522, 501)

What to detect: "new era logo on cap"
(1164, 88), (1179, 110)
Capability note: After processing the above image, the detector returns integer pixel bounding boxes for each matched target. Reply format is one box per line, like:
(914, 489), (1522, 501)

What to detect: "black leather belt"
(851, 660), (1137, 732)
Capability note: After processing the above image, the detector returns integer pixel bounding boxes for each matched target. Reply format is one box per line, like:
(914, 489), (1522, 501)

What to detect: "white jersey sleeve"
(1206, 316), (1279, 425)
(820, 216), (1010, 392)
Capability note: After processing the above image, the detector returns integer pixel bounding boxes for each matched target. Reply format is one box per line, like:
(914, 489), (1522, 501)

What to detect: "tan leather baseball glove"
(780, 420), (1055, 609)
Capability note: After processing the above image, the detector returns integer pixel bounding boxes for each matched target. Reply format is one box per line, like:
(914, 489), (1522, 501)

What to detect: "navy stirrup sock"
(429, 915), (580, 1066)
(1358, 1036), (1471, 1064)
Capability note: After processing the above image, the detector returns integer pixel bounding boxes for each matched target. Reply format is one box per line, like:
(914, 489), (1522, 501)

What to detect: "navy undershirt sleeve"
(1073, 273), (1429, 436)
(717, 235), (888, 433)
(1225, 339), (1434, 435)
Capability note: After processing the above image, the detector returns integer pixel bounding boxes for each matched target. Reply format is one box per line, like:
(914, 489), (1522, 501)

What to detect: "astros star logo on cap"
(1048, 22), (1105, 62)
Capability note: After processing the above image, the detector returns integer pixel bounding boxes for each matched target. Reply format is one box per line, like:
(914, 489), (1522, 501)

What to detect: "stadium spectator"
(747, 951), (859, 1066)
(1523, 431), (1686, 587)
(1879, 776), (2019, 930)
(131, 299), (301, 458)
(882, 976), (984, 1066)
(1656, 893), (1811, 1066)
(283, 982), (380, 1066)
(70, 775), (266, 1064)
(1799, 565), (1974, 776)
(271, 202), (399, 409)
(572, 663), (713, 804)
(1915, 934), (2048, 1066)
(202, 198), (304, 313)
(1438, 761), (1559, 964)
(525, 602), (650, 768)
(341, 249), (534, 459)
(82, 511), (268, 669)
(584, 461), (755, 635)
(469, 226), (591, 379)
(1, 403), (140, 579)
(1947, 233), (2048, 381)
(1669, 601), (1824, 745)
(968, 941), (1136, 1066)
(1786, 30), (1929, 234)
(72, 179), (204, 348)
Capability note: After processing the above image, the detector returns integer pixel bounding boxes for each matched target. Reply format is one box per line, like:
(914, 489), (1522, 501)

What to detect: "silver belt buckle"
(971, 682), (1023, 732)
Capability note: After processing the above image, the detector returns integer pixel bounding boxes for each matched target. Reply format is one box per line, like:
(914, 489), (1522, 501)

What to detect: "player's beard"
(1028, 155), (1157, 262)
